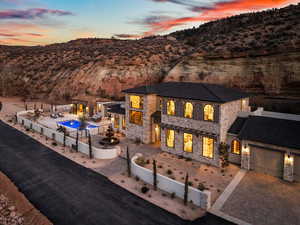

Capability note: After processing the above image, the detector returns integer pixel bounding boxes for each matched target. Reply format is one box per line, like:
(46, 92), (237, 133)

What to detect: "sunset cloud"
(135, 0), (296, 36)
(0, 8), (73, 20)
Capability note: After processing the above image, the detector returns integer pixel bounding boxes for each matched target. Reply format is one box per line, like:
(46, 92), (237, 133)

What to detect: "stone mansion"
(122, 82), (250, 167)
(114, 82), (300, 182)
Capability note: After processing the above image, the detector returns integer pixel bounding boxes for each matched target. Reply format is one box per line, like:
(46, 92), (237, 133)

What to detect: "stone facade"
(125, 92), (250, 167)
(161, 129), (220, 166)
(125, 94), (158, 144)
(220, 99), (250, 142)
(227, 134), (241, 165)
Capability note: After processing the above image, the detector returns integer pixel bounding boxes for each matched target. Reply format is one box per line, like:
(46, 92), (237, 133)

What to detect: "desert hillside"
(1, 3), (300, 101)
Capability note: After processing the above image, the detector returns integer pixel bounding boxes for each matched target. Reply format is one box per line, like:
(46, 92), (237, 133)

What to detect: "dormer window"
(130, 95), (143, 109)
(204, 104), (214, 121)
(184, 102), (193, 119)
(167, 100), (175, 116)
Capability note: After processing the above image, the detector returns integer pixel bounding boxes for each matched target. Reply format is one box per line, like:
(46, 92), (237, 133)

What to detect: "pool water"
(58, 120), (99, 130)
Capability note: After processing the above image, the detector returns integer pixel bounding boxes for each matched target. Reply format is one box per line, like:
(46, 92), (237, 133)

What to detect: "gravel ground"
(0, 194), (24, 225)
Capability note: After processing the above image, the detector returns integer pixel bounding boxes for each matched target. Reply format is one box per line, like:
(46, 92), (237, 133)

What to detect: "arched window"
(204, 105), (214, 121)
(231, 140), (241, 155)
(167, 100), (175, 116)
(184, 102), (193, 119)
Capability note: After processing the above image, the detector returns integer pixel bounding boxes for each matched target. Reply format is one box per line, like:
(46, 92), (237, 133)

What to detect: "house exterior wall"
(220, 98), (250, 142)
(161, 129), (220, 166)
(241, 140), (299, 182)
(125, 94), (157, 144)
(227, 134), (241, 165)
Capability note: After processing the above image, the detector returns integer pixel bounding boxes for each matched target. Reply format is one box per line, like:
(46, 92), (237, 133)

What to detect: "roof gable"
(123, 82), (249, 103)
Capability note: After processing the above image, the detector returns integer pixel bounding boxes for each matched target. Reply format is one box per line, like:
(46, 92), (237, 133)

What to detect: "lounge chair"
(58, 112), (64, 118)
(50, 113), (58, 119)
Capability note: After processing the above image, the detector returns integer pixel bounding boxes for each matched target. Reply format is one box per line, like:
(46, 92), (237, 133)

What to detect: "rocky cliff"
(165, 50), (300, 95)
(1, 4), (300, 101)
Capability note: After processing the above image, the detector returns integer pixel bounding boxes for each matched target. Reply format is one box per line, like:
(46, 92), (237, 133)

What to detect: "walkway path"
(0, 120), (233, 225)
(209, 169), (251, 225)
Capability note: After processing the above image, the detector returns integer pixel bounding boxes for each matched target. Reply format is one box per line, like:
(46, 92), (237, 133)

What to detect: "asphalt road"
(0, 120), (234, 225)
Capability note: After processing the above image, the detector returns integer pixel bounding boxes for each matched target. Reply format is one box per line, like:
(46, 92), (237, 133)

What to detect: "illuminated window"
(204, 105), (214, 121)
(166, 129), (175, 148)
(202, 137), (214, 158)
(231, 140), (241, 155)
(130, 95), (143, 109)
(114, 115), (119, 128)
(184, 102), (193, 118)
(167, 100), (175, 116)
(122, 116), (126, 129)
(129, 110), (143, 125)
(183, 133), (193, 152)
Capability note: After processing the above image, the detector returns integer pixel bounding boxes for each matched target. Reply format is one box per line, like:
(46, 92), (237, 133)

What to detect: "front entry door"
(154, 124), (161, 144)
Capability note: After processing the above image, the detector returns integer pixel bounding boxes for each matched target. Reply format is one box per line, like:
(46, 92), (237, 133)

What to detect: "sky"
(0, 0), (299, 46)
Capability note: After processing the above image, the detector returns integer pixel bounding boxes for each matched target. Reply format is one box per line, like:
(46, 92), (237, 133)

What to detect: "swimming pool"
(58, 120), (99, 130)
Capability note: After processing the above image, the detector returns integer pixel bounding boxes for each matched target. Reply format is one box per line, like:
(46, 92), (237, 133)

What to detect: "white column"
(283, 153), (294, 182)
(241, 142), (250, 170)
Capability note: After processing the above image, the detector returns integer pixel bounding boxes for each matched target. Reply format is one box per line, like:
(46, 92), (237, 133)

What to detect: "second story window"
(184, 102), (193, 119)
(204, 104), (214, 121)
(130, 95), (143, 109)
(167, 100), (175, 116)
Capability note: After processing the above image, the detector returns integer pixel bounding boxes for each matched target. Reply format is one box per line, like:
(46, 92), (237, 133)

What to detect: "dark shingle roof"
(228, 117), (248, 134)
(236, 116), (300, 150)
(107, 104), (125, 115)
(123, 82), (250, 103)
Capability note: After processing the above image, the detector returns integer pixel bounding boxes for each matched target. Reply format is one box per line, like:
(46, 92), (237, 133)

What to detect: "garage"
(294, 155), (300, 182)
(250, 146), (284, 178)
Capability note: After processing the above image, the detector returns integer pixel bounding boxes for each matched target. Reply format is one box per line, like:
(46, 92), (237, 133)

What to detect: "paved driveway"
(0, 121), (233, 225)
(221, 171), (300, 225)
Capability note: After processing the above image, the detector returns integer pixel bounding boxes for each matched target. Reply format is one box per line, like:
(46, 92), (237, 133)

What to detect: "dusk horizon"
(1, 0), (300, 46)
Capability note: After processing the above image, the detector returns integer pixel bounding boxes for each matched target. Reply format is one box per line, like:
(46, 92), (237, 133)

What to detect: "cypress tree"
(184, 173), (189, 205)
(76, 130), (79, 152)
(88, 131), (93, 159)
(126, 146), (131, 177)
(153, 159), (157, 191)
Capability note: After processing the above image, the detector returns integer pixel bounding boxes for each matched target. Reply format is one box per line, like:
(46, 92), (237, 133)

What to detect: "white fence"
(131, 155), (211, 209)
(16, 111), (119, 160)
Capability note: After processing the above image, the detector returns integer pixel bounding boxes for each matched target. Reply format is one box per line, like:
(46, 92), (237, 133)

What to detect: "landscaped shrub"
(141, 186), (149, 194)
(52, 142), (57, 146)
(134, 137), (141, 145)
(166, 169), (173, 175)
(171, 192), (176, 199)
(198, 183), (205, 191)
(188, 181), (193, 186)
(135, 157), (147, 167)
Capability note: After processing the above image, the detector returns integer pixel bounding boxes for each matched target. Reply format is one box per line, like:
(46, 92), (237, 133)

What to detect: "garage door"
(294, 155), (300, 182)
(250, 147), (284, 178)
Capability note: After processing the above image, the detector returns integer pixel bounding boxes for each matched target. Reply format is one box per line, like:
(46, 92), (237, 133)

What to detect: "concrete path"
(209, 169), (251, 225)
(0, 120), (234, 225)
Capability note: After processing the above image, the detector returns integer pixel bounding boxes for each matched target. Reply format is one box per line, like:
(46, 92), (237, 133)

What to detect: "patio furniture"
(58, 112), (64, 118)
(50, 113), (58, 119)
